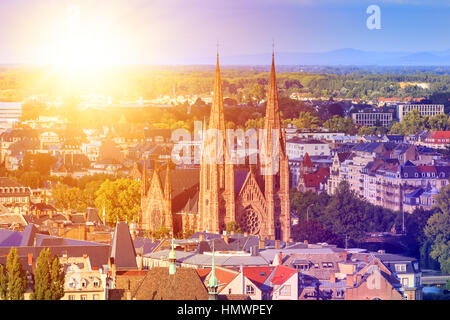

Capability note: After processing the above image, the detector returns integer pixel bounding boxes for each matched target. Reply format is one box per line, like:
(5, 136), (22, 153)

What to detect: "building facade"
(397, 104), (444, 122)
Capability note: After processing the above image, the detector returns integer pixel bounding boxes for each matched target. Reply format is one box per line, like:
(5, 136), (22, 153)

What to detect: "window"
(246, 285), (255, 295)
(93, 294), (99, 300)
(280, 285), (291, 296)
(314, 263), (320, 269)
(401, 278), (409, 287)
(69, 295), (75, 300)
(395, 264), (407, 272)
(322, 262), (333, 268)
(81, 295), (87, 300)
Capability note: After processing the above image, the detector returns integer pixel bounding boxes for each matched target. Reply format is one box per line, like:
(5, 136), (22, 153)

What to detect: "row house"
(422, 131), (450, 149)
(0, 177), (31, 213)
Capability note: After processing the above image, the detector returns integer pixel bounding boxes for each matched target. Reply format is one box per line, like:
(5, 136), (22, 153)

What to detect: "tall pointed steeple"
(207, 241), (219, 300)
(261, 49), (291, 242)
(199, 49), (228, 234)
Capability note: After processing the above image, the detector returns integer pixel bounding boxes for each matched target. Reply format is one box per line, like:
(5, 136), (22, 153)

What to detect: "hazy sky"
(0, 0), (449, 64)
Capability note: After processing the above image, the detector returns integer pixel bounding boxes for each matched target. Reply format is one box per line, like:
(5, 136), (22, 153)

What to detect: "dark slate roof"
(196, 238), (231, 253)
(190, 232), (222, 241)
(20, 224), (38, 247)
(157, 167), (200, 213)
(0, 227), (110, 269)
(131, 267), (209, 300)
(234, 170), (249, 195)
(86, 208), (102, 225)
(405, 188), (424, 198)
(227, 234), (261, 252)
(372, 253), (419, 274)
(133, 237), (160, 255)
(110, 222), (138, 270)
(69, 214), (86, 224)
(30, 202), (56, 212)
(353, 142), (396, 154)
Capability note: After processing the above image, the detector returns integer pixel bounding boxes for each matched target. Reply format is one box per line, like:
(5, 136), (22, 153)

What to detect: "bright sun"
(49, 5), (131, 74)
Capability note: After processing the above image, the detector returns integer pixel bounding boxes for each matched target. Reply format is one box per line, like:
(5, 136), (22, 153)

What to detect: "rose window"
(239, 209), (260, 234)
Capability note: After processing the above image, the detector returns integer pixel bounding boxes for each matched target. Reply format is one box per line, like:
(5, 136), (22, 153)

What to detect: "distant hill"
(192, 48), (450, 66)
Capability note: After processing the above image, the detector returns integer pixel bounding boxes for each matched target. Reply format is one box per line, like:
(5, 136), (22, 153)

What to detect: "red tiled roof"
(243, 266), (275, 289)
(417, 165), (437, 173)
(427, 131), (450, 140)
(302, 153), (314, 168)
(197, 267), (239, 293)
(303, 168), (329, 188)
(270, 265), (296, 285)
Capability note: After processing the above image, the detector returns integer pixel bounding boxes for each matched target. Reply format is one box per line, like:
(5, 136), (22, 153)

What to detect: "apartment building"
(352, 112), (393, 127)
(397, 104), (444, 122)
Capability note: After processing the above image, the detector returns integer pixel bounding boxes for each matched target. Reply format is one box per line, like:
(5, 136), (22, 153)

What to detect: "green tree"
(32, 248), (52, 300)
(6, 247), (27, 300)
(50, 256), (65, 300)
(323, 181), (367, 246)
(32, 248), (65, 300)
(94, 178), (141, 224)
(226, 221), (242, 234)
(291, 219), (340, 245)
(52, 183), (85, 211)
(292, 112), (320, 129)
(424, 211), (450, 274)
(0, 264), (7, 300)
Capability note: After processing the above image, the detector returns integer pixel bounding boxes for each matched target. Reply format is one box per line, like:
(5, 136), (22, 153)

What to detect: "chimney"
(83, 253), (88, 259)
(199, 234), (204, 241)
(278, 252), (283, 264)
(259, 239), (265, 250)
(275, 240), (281, 249)
(109, 257), (116, 279)
(288, 238), (294, 246)
(303, 240), (308, 244)
(341, 250), (348, 261)
(330, 273), (336, 283)
(377, 249), (385, 254)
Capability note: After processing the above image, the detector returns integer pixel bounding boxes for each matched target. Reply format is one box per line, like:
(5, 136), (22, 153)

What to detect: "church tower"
(198, 51), (234, 234)
(260, 52), (291, 242)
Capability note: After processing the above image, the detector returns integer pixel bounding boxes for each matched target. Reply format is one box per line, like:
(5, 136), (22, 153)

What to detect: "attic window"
(259, 272), (266, 276)
(246, 285), (255, 295)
